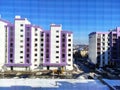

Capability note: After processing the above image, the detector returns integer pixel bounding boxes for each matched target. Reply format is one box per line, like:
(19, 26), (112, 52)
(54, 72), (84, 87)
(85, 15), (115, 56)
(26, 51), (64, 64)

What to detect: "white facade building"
(89, 32), (109, 67)
(0, 16), (73, 71)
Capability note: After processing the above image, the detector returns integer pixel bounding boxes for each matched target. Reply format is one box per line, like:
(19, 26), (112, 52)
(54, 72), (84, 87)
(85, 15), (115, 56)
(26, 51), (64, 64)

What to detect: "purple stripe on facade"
(89, 32), (109, 36)
(62, 31), (73, 34)
(60, 32), (67, 65)
(50, 24), (61, 27)
(42, 63), (66, 67)
(43, 31), (46, 64)
(43, 31), (50, 64)
(5, 63), (31, 67)
(7, 25), (15, 64)
(15, 18), (26, 20)
(25, 25), (32, 65)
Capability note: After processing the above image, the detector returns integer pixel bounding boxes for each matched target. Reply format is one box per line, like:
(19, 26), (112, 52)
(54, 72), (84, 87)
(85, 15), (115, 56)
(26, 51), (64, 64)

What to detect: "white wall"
(14, 18), (31, 64)
(30, 27), (42, 70)
(89, 34), (97, 64)
(0, 21), (7, 69)
(66, 34), (73, 70)
(50, 25), (61, 64)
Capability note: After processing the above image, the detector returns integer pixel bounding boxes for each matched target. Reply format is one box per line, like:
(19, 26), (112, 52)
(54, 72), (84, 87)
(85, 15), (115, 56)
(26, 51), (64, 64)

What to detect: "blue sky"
(0, 0), (120, 44)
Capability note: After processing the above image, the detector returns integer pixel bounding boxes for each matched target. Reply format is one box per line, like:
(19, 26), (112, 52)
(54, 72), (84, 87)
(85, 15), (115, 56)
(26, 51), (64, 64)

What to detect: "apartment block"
(109, 27), (120, 67)
(89, 32), (109, 67)
(89, 27), (120, 68)
(0, 16), (73, 71)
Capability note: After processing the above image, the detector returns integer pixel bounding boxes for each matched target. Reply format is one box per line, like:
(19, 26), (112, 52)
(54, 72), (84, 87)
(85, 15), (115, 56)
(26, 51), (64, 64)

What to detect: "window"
(56, 51), (59, 53)
(27, 54), (29, 57)
(41, 39), (43, 41)
(10, 59), (13, 63)
(62, 59), (65, 62)
(34, 59), (37, 61)
(35, 44), (37, 46)
(62, 49), (65, 52)
(10, 48), (13, 52)
(41, 53), (43, 56)
(62, 44), (65, 47)
(27, 43), (29, 46)
(34, 64), (37, 66)
(35, 54), (37, 56)
(10, 54), (13, 58)
(10, 43), (13, 47)
(27, 38), (29, 41)
(68, 49), (71, 51)
(46, 49), (49, 52)
(27, 27), (30, 30)
(20, 56), (23, 58)
(62, 34), (65, 37)
(20, 40), (23, 42)
(41, 48), (43, 51)
(20, 51), (23, 53)
(41, 33), (44, 37)
(56, 36), (59, 38)
(46, 38), (49, 42)
(68, 34), (71, 37)
(62, 39), (65, 42)
(46, 34), (49, 37)
(56, 41), (59, 43)
(68, 64), (71, 66)
(68, 59), (71, 61)
(10, 38), (13, 41)
(68, 44), (71, 46)
(27, 49), (29, 52)
(20, 24), (23, 26)
(56, 56), (59, 58)
(62, 54), (65, 58)
(56, 46), (59, 48)
(35, 28), (37, 31)
(35, 49), (37, 51)
(56, 30), (59, 33)
(41, 58), (43, 61)
(35, 38), (38, 41)
(26, 60), (29, 63)
(46, 54), (49, 58)
(46, 59), (49, 62)
(20, 29), (23, 32)
(68, 39), (71, 42)
(41, 44), (43, 46)
(20, 45), (23, 48)
(35, 33), (37, 36)
(68, 54), (71, 56)
(20, 35), (23, 37)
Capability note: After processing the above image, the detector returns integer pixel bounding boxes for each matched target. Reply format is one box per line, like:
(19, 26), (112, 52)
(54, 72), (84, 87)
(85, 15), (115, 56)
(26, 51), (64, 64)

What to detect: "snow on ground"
(0, 79), (109, 90)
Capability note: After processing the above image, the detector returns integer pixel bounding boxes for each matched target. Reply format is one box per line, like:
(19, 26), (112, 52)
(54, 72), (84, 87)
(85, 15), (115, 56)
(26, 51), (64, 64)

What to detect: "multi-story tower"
(0, 16), (73, 71)
(41, 24), (73, 70)
(89, 32), (109, 68)
(109, 27), (120, 67)
(0, 19), (10, 70)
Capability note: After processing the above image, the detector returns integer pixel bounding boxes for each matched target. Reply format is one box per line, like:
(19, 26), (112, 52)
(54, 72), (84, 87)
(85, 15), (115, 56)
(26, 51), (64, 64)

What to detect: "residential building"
(89, 27), (120, 68)
(108, 27), (120, 67)
(0, 16), (73, 71)
(89, 32), (109, 67)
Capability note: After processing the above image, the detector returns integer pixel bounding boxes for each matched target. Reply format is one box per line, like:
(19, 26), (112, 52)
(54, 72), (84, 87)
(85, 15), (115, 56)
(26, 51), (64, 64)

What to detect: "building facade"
(89, 32), (109, 67)
(0, 16), (73, 71)
(109, 27), (120, 67)
(89, 28), (120, 68)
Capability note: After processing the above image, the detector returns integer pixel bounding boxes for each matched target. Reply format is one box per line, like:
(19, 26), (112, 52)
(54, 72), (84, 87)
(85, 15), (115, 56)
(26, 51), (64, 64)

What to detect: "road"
(73, 59), (91, 79)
